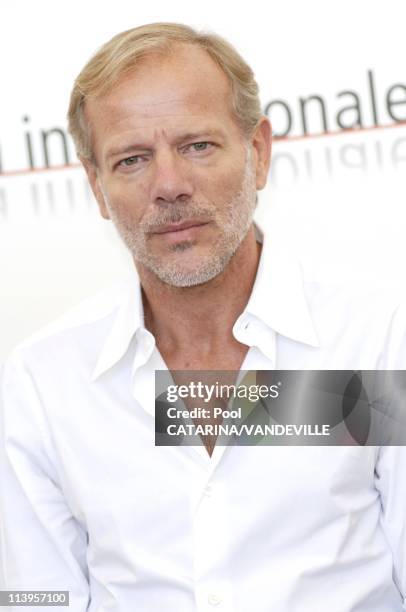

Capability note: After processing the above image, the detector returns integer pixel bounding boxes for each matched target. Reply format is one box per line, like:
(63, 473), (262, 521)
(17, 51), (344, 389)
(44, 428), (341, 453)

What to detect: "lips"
(153, 221), (208, 234)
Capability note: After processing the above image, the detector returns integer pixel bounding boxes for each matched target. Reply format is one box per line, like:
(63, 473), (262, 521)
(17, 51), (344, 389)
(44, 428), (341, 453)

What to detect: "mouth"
(153, 221), (209, 235)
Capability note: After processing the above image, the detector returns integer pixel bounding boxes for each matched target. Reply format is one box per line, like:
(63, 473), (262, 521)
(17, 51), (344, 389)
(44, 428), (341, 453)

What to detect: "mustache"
(141, 203), (216, 232)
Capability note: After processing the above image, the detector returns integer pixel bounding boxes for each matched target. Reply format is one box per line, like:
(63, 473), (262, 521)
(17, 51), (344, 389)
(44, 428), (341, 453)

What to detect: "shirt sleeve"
(0, 352), (90, 611)
(380, 299), (406, 370)
(374, 298), (406, 607)
(374, 445), (406, 607)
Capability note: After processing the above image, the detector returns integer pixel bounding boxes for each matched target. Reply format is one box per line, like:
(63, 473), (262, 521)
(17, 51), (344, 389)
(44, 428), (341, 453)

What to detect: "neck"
(137, 226), (261, 352)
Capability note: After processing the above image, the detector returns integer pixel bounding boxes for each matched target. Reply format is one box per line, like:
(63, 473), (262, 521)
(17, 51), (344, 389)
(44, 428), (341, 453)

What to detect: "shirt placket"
(191, 455), (234, 612)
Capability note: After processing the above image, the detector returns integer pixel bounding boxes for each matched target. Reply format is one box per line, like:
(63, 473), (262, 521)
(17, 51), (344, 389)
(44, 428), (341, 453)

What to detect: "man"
(1, 22), (405, 612)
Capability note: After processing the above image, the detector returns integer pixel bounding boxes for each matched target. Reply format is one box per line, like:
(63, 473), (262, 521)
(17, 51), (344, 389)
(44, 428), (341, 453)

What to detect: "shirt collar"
(91, 270), (144, 381)
(91, 222), (319, 381)
(239, 223), (320, 350)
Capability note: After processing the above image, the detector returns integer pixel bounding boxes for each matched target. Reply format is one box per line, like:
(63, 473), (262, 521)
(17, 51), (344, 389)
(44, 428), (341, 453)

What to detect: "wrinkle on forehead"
(94, 82), (232, 119)
(102, 97), (219, 120)
(94, 103), (230, 143)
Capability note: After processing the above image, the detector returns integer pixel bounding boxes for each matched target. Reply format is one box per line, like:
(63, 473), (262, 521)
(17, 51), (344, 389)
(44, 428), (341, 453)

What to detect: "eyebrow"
(105, 129), (225, 161)
(106, 144), (150, 161)
(175, 129), (225, 143)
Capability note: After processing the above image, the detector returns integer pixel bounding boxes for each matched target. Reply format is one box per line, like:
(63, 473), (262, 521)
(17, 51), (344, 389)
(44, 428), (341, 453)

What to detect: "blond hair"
(67, 22), (262, 161)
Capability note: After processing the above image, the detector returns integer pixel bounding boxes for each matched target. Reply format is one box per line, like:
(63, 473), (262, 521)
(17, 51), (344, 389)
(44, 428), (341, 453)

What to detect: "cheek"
(199, 166), (245, 205)
(104, 180), (148, 223)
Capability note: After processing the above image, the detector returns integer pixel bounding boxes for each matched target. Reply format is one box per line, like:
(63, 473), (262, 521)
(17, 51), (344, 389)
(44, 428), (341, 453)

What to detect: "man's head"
(68, 23), (271, 287)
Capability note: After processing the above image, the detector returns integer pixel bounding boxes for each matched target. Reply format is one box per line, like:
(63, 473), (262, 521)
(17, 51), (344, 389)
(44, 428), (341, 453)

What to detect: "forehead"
(84, 44), (241, 153)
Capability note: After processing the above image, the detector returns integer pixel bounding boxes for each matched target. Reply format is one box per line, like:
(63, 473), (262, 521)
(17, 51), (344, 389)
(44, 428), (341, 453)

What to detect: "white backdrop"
(1, 0), (406, 359)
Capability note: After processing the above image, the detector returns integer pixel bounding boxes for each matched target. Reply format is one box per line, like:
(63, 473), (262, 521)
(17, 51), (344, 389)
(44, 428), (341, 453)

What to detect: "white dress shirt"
(1, 229), (406, 612)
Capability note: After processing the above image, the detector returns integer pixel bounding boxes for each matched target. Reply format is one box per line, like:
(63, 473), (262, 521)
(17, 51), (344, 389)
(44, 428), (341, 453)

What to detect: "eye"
(119, 155), (141, 167)
(183, 141), (215, 154)
(192, 142), (210, 151)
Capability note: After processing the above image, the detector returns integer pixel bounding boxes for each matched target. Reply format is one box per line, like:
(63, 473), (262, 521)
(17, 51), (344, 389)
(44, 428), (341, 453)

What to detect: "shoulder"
(303, 276), (406, 367)
(303, 277), (405, 320)
(2, 275), (134, 377)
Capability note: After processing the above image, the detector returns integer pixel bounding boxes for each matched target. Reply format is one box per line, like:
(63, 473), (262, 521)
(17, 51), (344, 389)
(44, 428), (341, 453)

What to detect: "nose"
(150, 150), (194, 204)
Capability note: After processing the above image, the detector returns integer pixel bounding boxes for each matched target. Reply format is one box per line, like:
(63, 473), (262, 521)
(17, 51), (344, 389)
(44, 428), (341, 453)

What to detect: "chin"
(152, 252), (230, 288)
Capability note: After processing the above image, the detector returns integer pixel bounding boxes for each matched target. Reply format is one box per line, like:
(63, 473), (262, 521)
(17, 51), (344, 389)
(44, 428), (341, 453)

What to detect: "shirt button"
(204, 484), (213, 497)
(208, 593), (222, 605)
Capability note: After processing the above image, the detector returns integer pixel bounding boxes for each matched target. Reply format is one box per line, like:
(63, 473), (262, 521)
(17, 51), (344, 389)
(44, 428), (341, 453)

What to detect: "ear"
(80, 157), (111, 220)
(250, 117), (272, 190)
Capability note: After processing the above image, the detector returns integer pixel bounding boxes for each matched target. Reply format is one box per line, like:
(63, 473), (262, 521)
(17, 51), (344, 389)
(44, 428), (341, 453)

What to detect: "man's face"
(83, 44), (270, 287)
